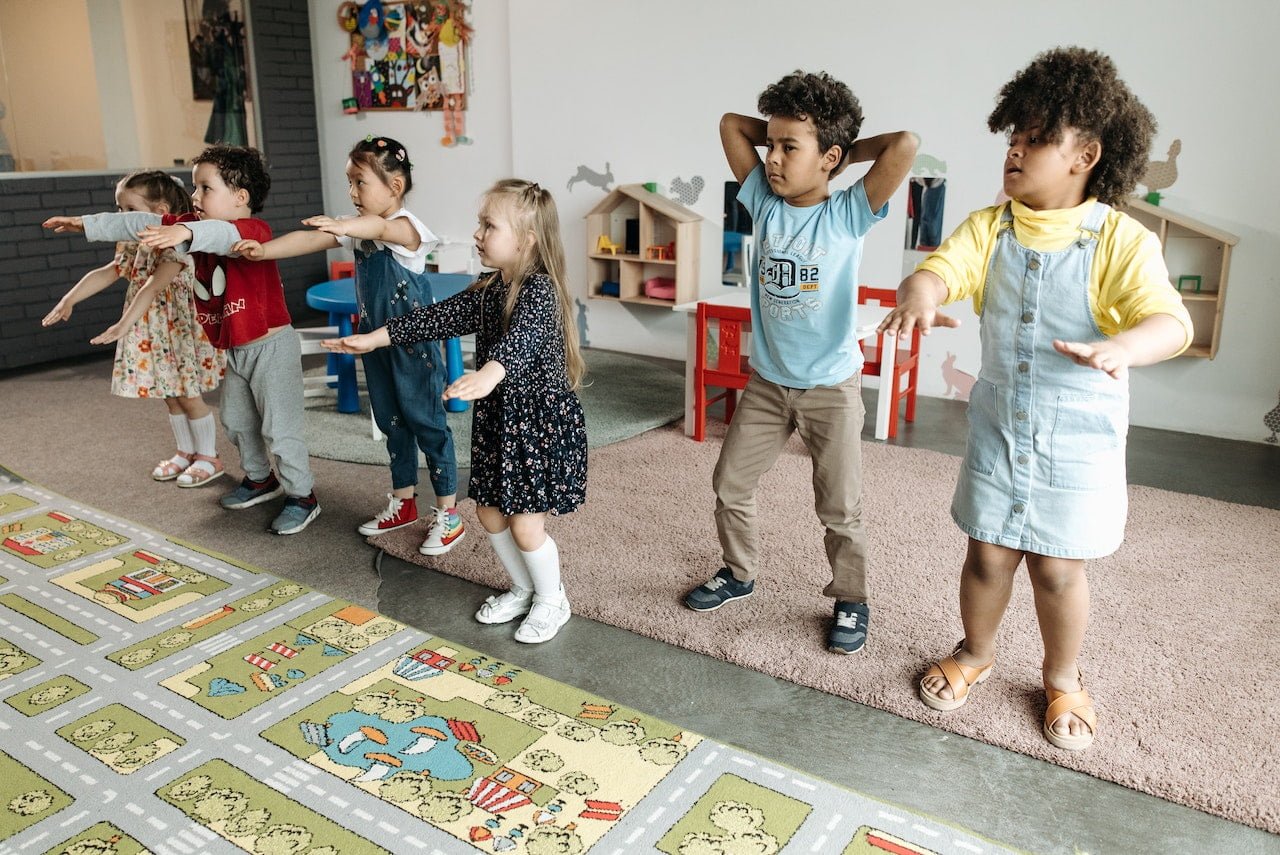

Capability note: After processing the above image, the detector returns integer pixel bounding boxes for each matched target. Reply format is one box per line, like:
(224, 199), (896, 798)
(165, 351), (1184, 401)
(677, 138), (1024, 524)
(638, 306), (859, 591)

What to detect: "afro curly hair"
(987, 47), (1155, 205)
(758, 70), (863, 160)
(191, 144), (272, 214)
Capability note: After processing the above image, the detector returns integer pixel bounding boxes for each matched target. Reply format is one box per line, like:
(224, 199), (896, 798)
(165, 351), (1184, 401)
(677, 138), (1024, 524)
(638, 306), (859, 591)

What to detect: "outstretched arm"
(720, 113), (766, 185)
(42, 261), (120, 326)
(302, 214), (422, 251)
(90, 260), (184, 345)
(322, 326), (390, 354)
(843, 131), (919, 213)
(1053, 313), (1187, 380)
(233, 229), (339, 261)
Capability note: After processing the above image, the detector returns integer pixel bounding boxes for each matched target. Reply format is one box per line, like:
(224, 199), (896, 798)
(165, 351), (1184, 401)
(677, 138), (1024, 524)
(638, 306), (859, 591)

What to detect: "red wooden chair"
(858, 285), (920, 439)
(329, 260), (355, 280)
(693, 302), (752, 441)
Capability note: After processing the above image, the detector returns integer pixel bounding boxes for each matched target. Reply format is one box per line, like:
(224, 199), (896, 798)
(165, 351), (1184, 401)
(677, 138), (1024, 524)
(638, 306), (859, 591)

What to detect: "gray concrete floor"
(375, 385), (1280, 855)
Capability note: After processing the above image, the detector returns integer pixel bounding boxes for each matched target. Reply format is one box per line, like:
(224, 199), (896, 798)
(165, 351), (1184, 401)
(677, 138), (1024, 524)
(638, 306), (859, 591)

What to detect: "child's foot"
(152, 452), (194, 481)
(270, 493), (321, 535)
(177, 454), (225, 488)
(684, 567), (754, 611)
(418, 506), (465, 555)
(828, 600), (870, 654)
(1043, 668), (1097, 751)
(514, 589), (571, 643)
(357, 494), (418, 536)
(219, 473), (284, 509)
(475, 587), (533, 625)
(919, 641), (994, 711)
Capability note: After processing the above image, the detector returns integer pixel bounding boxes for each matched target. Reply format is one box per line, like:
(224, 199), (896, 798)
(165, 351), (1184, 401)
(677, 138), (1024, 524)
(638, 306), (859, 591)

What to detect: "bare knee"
(1027, 556), (1086, 594)
(507, 514), (547, 551)
(475, 506), (506, 535)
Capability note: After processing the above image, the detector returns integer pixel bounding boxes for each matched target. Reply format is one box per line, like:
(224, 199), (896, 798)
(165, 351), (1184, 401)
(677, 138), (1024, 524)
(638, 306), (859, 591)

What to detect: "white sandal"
(514, 591), (571, 644)
(475, 588), (533, 625)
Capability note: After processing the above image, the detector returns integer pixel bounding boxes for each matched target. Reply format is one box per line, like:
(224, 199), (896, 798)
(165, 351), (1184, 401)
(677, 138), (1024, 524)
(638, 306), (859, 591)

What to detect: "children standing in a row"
(44, 145), (322, 535)
(685, 70), (917, 656)
(882, 47), (1192, 750)
(324, 179), (587, 644)
(42, 171), (226, 488)
(233, 136), (463, 556)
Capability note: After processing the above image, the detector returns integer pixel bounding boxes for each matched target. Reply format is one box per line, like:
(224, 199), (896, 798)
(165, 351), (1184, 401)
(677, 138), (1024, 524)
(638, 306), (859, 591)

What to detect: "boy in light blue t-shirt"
(684, 70), (916, 655)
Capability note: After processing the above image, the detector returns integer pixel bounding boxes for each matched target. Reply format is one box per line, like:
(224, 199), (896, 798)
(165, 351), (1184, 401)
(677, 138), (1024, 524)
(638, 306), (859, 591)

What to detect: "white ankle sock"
(168, 414), (193, 459)
(520, 536), (562, 599)
(188, 414), (218, 458)
(487, 528), (533, 593)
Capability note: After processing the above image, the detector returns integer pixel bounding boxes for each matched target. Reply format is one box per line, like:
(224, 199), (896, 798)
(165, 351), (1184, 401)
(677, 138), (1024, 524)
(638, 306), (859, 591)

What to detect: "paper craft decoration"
(336, 0), (472, 141)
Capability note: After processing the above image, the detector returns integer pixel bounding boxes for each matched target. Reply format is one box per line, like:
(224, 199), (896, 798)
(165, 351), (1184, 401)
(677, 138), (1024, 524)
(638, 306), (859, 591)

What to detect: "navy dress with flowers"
(385, 272), (587, 516)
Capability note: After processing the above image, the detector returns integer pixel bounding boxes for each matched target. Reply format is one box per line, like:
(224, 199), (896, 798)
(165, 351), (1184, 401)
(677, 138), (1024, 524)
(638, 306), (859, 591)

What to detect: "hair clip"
(376, 138), (388, 148)
(395, 147), (406, 161)
(170, 175), (185, 187)
(365, 134), (375, 142)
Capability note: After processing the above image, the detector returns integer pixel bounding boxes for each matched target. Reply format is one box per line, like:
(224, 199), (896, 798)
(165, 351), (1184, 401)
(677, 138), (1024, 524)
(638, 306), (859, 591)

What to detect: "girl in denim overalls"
(233, 137), (463, 555)
(882, 48), (1192, 751)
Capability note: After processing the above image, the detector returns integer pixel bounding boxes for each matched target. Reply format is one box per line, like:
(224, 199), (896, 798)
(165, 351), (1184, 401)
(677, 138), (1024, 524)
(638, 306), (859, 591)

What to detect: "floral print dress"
(386, 272), (587, 516)
(110, 242), (224, 399)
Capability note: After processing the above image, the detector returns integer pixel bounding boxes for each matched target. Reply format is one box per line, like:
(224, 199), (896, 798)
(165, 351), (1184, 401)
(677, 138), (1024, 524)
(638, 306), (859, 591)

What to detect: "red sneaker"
(357, 494), (419, 536)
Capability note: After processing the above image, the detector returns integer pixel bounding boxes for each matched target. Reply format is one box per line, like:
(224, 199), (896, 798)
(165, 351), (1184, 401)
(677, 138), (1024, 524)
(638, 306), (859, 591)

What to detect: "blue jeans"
(362, 341), (457, 496)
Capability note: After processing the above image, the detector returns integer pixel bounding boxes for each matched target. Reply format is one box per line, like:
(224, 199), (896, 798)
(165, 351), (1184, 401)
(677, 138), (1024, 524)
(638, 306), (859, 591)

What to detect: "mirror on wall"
(901, 172), (947, 277)
(0, 0), (256, 176)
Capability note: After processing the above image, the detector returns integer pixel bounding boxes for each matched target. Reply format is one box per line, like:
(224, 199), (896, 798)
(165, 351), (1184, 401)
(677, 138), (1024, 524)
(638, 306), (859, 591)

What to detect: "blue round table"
(305, 273), (473, 414)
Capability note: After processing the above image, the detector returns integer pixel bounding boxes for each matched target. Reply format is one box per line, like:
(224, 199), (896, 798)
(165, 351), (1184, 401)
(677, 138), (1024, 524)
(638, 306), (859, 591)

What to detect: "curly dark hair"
(757, 70), (863, 159)
(191, 145), (272, 213)
(988, 47), (1155, 205)
(348, 136), (414, 195)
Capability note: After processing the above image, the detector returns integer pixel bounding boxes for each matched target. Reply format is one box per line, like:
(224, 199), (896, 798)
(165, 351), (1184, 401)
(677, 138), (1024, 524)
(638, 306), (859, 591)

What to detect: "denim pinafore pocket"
(964, 379), (1001, 476)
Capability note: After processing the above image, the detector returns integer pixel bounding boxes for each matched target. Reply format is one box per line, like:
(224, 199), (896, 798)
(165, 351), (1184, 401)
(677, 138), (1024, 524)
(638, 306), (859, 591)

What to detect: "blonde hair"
(476, 179), (585, 390)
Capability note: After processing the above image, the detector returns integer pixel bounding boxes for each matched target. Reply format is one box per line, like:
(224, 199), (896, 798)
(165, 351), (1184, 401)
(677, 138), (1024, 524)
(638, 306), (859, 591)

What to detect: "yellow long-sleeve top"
(917, 198), (1193, 353)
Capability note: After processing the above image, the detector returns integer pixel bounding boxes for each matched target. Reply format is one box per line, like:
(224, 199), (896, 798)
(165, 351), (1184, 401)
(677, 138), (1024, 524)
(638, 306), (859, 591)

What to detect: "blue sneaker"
(270, 494), (321, 535)
(219, 473), (283, 510)
(829, 601), (870, 654)
(684, 568), (754, 612)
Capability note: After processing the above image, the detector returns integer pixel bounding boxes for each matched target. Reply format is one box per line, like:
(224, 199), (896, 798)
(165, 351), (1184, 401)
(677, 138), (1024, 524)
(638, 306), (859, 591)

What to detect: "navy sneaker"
(684, 567), (754, 612)
(829, 601), (870, 654)
(270, 493), (321, 535)
(219, 473), (284, 510)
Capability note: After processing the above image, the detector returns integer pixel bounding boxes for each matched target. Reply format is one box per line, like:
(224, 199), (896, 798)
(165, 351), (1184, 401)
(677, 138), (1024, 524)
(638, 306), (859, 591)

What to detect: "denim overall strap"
(952, 201), (1129, 559)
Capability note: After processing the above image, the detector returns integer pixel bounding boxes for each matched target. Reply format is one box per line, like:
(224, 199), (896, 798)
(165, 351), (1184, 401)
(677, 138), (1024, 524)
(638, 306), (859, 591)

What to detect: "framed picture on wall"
(185, 0), (252, 103)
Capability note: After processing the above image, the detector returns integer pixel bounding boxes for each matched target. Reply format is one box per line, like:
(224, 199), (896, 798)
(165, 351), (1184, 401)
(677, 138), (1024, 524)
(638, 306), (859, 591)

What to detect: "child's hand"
(1053, 339), (1130, 380)
(43, 216), (84, 233)
(139, 224), (192, 250)
(443, 361), (506, 402)
(42, 298), (74, 326)
(321, 333), (379, 354)
(90, 323), (127, 345)
(302, 215), (349, 237)
(878, 298), (960, 338)
(232, 239), (265, 259)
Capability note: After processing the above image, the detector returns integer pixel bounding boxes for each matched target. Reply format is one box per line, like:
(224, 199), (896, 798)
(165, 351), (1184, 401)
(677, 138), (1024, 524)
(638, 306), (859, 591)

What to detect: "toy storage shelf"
(1126, 197), (1237, 360)
(584, 184), (701, 305)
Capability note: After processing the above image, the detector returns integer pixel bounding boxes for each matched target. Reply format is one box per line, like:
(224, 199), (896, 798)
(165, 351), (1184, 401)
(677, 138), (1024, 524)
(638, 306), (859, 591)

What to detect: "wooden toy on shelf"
(643, 277), (676, 300)
(585, 184), (701, 306)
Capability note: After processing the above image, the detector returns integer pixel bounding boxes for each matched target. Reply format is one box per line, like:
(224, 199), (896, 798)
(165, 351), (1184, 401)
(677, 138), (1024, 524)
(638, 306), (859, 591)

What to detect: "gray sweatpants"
(712, 371), (870, 602)
(220, 326), (315, 497)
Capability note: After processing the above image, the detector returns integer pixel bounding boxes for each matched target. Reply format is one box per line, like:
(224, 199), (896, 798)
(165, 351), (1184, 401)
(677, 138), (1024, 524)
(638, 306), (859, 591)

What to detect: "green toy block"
(1176, 275), (1202, 293)
(1145, 191), (1162, 205)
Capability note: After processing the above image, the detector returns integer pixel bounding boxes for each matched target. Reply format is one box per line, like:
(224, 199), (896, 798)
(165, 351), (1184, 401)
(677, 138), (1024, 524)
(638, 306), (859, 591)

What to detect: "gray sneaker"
(270, 494), (321, 535)
(684, 568), (754, 612)
(829, 601), (869, 654)
(220, 474), (284, 510)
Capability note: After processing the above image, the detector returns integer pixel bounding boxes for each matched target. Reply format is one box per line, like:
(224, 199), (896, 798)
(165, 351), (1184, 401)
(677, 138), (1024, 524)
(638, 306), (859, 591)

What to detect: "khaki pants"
(712, 372), (869, 602)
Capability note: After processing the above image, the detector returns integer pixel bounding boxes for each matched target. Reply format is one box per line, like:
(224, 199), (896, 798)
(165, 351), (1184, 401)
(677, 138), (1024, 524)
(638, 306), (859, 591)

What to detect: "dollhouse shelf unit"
(585, 184), (701, 306)
(1125, 197), (1237, 359)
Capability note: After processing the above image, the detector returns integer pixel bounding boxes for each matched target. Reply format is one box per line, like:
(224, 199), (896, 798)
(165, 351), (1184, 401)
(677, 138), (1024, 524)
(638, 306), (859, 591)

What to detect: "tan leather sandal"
(177, 454), (225, 488)
(919, 641), (994, 712)
(1043, 673), (1097, 751)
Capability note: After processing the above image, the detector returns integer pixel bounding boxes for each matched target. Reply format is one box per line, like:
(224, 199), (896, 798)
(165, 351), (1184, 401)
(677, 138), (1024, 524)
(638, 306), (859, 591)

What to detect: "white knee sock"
(488, 528), (533, 593)
(520, 536), (563, 599)
(188, 414), (218, 458)
(168, 414), (194, 456)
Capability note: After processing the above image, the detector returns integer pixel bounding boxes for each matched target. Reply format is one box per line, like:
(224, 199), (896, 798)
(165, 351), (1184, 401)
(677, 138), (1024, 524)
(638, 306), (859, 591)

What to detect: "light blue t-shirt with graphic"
(739, 163), (887, 388)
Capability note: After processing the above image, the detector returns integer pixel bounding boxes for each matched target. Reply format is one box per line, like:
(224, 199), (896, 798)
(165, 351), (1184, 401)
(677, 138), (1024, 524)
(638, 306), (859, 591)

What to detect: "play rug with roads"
(0, 468), (1013, 855)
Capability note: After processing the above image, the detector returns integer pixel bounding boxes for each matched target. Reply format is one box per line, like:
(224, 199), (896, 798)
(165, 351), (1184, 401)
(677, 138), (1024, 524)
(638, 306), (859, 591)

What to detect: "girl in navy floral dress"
(325, 179), (587, 643)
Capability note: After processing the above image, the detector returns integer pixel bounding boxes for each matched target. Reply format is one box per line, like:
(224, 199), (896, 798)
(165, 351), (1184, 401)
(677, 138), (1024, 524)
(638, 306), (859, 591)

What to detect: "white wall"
(311, 0), (1280, 442)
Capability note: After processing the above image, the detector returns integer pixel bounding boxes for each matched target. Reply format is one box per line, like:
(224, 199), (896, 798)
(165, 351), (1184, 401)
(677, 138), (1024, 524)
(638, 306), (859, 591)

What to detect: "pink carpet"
(372, 422), (1280, 832)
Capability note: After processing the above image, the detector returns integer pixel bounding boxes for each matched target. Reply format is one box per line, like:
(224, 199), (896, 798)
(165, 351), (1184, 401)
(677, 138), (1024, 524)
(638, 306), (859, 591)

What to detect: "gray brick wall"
(0, 0), (326, 371)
